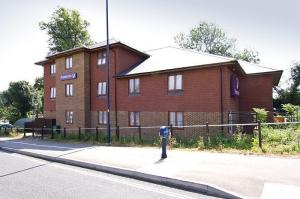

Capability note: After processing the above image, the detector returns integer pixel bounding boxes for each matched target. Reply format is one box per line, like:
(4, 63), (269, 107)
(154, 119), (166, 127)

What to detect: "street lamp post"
(105, 0), (111, 144)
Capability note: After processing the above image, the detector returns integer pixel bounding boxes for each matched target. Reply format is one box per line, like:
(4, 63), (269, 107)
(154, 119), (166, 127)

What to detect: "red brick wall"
(90, 46), (146, 111)
(116, 66), (224, 112)
(44, 63), (56, 111)
(239, 74), (273, 113)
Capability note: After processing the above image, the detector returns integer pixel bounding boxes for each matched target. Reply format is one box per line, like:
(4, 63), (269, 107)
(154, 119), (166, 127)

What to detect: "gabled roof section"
(120, 46), (236, 76)
(35, 39), (148, 65)
(117, 46), (283, 85)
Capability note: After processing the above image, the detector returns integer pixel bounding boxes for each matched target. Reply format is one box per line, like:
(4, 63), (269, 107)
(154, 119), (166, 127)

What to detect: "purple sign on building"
(60, 72), (77, 81)
(230, 74), (240, 97)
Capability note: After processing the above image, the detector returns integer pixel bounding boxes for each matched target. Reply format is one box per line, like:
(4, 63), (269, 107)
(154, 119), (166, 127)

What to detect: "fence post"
(258, 121), (262, 148)
(96, 127), (99, 142)
(51, 127), (54, 139)
(41, 127), (44, 140)
(32, 128), (35, 137)
(170, 124), (173, 138)
(4, 128), (7, 135)
(206, 122), (210, 145)
(116, 126), (120, 140)
(78, 127), (81, 140)
(16, 128), (19, 134)
(63, 127), (66, 138)
(0, 126), (1, 134)
(23, 127), (25, 137)
(138, 125), (142, 142)
(10, 127), (13, 134)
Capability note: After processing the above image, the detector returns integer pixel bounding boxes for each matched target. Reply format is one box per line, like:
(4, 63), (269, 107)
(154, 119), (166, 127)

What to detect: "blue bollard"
(160, 126), (169, 159)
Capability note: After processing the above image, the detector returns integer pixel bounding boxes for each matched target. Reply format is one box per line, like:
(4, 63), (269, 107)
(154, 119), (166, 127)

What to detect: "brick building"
(36, 39), (282, 137)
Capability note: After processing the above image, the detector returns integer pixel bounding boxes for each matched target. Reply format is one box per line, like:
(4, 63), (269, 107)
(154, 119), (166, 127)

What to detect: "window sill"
(168, 90), (184, 96)
(129, 93), (140, 97)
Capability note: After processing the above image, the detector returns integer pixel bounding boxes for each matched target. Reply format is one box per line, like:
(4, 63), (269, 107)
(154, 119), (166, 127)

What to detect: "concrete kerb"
(0, 147), (243, 199)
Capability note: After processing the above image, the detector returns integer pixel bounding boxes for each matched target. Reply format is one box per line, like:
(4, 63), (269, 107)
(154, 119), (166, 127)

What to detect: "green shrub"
(253, 108), (268, 122)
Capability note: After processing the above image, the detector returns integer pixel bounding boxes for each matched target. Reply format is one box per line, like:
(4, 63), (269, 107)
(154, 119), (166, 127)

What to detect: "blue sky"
(0, 0), (299, 91)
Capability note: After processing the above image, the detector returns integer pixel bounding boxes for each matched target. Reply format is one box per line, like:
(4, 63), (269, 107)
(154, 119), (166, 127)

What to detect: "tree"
(1, 81), (35, 120)
(174, 22), (260, 63)
(234, 49), (260, 64)
(33, 77), (44, 91)
(39, 7), (94, 53)
(274, 62), (300, 107)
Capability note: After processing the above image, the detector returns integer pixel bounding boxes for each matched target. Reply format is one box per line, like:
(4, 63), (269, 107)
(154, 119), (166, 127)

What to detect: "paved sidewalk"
(0, 138), (300, 199)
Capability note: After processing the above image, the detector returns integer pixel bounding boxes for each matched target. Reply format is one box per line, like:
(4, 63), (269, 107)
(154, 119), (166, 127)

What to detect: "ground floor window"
(99, 111), (107, 125)
(65, 111), (73, 124)
(129, 111), (140, 126)
(169, 112), (183, 128)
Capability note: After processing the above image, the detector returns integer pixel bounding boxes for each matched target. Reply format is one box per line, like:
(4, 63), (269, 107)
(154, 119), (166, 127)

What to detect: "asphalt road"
(0, 151), (218, 199)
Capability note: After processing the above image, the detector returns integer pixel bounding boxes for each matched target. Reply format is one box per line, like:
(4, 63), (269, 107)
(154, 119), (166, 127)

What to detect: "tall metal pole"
(105, 0), (111, 144)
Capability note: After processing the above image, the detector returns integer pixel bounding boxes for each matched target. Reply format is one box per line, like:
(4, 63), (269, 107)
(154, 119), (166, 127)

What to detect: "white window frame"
(98, 111), (107, 125)
(65, 84), (73, 96)
(97, 82), (107, 96)
(169, 112), (183, 128)
(50, 87), (56, 99)
(66, 56), (73, 69)
(97, 51), (106, 66)
(168, 74), (182, 91)
(129, 111), (140, 126)
(66, 111), (73, 124)
(50, 63), (56, 75)
(129, 78), (140, 95)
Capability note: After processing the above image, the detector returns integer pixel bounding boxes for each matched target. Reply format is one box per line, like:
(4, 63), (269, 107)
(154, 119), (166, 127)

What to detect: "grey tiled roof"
(122, 46), (281, 76)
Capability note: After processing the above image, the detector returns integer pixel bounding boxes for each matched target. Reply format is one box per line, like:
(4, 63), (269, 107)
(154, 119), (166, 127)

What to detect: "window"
(97, 51), (106, 66)
(66, 111), (73, 124)
(168, 74), (182, 91)
(129, 112), (140, 126)
(129, 78), (140, 95)
(50, 87), (56, 99)
(97, 82), (107, 96)
(98, 111), (107, 125)
(65, 84), (73, 96)
(50, 63), (56, 75)
(66, 56), (73, 69)
(169, 112), (183, 128)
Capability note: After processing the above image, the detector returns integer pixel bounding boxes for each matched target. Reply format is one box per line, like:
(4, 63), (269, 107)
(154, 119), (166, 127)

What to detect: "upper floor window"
(168, 74), (182, 91)
(129, 111), (140, 126)
(50, 87), (56, 99)
(98, 82), (107, 96)
(129, 78), (140, 95)
(169, 112), (183, 128)
(98, 51), (106, 66)
(65, 84), (73, 96)
(98, 111), (107, 125)
(50, 63), (56, 75)
(66, 56), (73, 69)
(66, 111), (73, 124)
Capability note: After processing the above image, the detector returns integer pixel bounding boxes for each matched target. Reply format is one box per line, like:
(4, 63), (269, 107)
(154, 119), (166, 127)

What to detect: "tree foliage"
(234, 48), (260, 64)
(174, 22), (260, 63)
(39, 7), (93, 53)
(0, 80), (44, 124)
(274, 62), (300, 107)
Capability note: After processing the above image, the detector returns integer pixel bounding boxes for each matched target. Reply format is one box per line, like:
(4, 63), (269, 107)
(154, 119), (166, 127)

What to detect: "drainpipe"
(220, 67), (224, 132)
